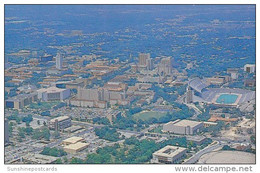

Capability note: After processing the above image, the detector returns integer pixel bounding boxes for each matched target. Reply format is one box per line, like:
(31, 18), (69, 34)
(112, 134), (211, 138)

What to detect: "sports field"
(133, 111), (167, 121)
(216, 94), (238, 104)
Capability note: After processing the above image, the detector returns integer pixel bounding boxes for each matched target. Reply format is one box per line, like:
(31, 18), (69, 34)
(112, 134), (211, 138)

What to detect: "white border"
(0, 1), (258, 173)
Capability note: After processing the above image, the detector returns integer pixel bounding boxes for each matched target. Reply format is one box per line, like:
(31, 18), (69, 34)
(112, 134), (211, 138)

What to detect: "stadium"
(188, 78), (255, 107)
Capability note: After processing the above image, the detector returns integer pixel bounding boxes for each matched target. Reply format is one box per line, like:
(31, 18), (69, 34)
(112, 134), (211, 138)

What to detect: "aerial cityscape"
(4, 5), (256, 164)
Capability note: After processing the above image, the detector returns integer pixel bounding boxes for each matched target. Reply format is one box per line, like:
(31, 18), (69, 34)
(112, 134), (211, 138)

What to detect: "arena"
(188, 78), (255, 106)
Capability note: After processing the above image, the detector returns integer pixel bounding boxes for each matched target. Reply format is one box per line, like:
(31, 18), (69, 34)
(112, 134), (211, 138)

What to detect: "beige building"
(5, 92), (38, 110)
(138, 53), (150, 67)
(163, 119), (203, 135)
(152, 145), (187, 163)
(62, 136), (84, 146)
(63, 142), (89, 154)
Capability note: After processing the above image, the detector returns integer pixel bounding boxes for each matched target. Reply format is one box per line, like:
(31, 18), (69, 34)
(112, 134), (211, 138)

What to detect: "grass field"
(133, 111), (167, 121)
(29, 101), (61, 110)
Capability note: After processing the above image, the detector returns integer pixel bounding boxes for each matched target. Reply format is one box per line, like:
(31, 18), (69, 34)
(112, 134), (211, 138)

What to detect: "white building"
(163, 119), (203, 135)
(37, 87), (70, 101)
(56, 53), (63, 70)
(152, 145), (187, 164)
(244, 64), (255, 73)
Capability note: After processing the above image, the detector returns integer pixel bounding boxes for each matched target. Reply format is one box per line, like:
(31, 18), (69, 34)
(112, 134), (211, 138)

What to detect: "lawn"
(133, 111), (167, 121)
(29, 101), (61, 110)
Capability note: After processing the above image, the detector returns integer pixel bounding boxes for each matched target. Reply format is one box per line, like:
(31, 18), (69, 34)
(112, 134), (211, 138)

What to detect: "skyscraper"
(138, 53), (150, 66)
(56, 53), (63, 70)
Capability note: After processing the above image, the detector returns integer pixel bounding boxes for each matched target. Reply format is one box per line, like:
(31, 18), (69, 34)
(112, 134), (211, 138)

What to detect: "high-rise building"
(186, 88), (193, 103)
(56, 53), (63, 70)
(138, 53), (150, 66)
(158, 57), (174, 76)
(146, 58), (153, 70)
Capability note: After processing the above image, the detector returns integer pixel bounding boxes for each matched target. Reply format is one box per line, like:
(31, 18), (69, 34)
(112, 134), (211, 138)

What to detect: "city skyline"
(4, 5), (256, 165)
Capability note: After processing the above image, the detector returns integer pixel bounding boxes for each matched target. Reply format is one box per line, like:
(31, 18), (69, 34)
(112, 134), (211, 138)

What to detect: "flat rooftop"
(63, 142), (89, 150)
(165, 119), (202, 128)
(153, 145), (187, 158)
(50, 116), (70, 123)
(62, 136), (84, 144)
(37, 86), (67, 93)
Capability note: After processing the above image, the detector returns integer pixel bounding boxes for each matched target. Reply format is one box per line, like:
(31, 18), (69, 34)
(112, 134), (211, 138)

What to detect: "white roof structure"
(188, 77), (208, 93)
(50, 116), (70, 123)
(153, 145), (187, 158)
(37, 86), (67, 93)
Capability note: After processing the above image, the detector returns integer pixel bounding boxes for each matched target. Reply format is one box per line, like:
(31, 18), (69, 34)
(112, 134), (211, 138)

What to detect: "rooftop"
(165, 119), (202, 128)
(153, 145), (187, 158)
(173, 119), (203, 127)
(50, 116), (70, 123)
(62, 136), (84, 144)
(63, 142), (89, 150)
(37, 86), (67, 93)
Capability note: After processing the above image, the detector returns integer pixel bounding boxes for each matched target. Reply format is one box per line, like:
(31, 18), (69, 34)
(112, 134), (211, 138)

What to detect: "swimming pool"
(216, 94), (238, 104)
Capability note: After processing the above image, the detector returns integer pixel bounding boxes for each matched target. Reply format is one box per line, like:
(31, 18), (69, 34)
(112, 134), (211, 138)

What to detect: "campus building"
(244, 64), (255, 73)
(37, 86), (70, 101)
(158, 57), (174, 76)
(5, 93), (38, 109)
(152, 145), (187, 164)
(49, 116), (71, 130)
(56, 53), (63, 70)
(63, 142), (89, 154)
(163, 119), (203, 135)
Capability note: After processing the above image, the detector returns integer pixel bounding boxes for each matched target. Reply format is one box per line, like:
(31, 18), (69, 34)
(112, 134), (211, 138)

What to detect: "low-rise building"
(163, 119), (203, 135)
(49, 116), (71, 130)
(186, 136), (207, 145)
(244, 79), (256, 87)
(22, 153), (58, 164)
(63, 142), (89, 154)
(62, 136), (84, 146)
(5, 92), (38, 109)
(244, 64), (255, 73)
(152, 145), (187, 164)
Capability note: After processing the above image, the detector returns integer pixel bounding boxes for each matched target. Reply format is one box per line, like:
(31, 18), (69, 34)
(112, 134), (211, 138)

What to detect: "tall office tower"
(146, 58), (153, 70)
(138, 53), (150, 66)
(4, 119), (9, 146)
(56, 53), (63, 70)
(186, 88), (193, 103)
(158, 57), (174, 76)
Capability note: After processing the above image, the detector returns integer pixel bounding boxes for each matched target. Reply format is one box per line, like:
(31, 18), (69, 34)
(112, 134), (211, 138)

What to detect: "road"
(184, 141), (225, 164)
